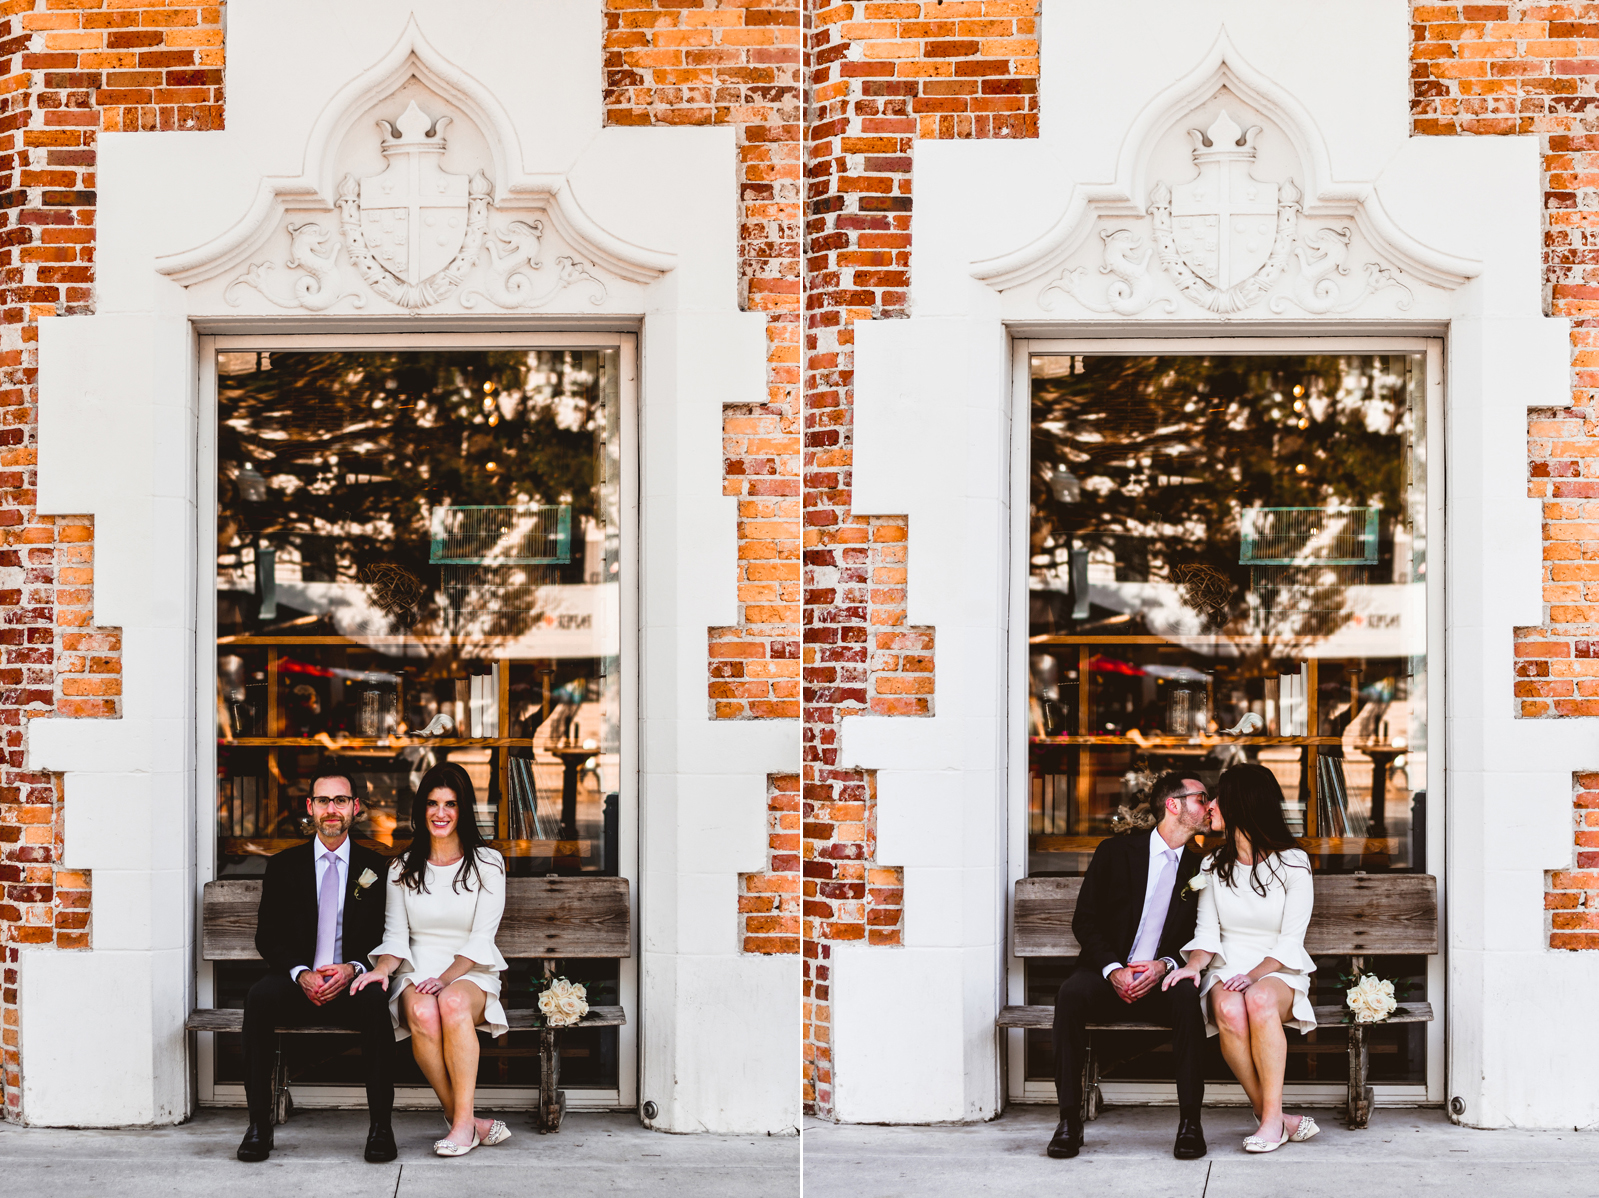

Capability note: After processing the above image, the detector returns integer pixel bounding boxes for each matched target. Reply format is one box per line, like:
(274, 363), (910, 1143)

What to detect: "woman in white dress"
(351, 762), (511, 1156)
(1163, 762), (1319, 1154)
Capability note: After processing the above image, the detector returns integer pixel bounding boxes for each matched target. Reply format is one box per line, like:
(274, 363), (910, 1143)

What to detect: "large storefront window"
(1024, 351), (1430, 1090)
(211, 346), (622, 1094)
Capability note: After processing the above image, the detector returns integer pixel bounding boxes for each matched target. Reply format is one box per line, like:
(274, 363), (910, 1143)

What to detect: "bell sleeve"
(1180, 868), (1224, 968)
(368, 858), (414, 972)
(1264, 850), (1317, 975)
(457, 849), (509, 974)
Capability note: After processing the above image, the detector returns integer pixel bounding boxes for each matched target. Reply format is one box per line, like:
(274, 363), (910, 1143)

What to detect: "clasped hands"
(297, 962), (356, 1006)
(1109, 960), (1168, 1003)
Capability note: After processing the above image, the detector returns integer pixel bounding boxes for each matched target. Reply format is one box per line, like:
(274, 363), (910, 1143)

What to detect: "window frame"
(1004, 335), (1447, 1109)
(193, 331), (640, 1113)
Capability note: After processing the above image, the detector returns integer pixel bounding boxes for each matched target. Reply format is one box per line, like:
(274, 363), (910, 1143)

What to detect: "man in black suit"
(237, 765), (396, 1164)
(1048, 770), (1212, 1161)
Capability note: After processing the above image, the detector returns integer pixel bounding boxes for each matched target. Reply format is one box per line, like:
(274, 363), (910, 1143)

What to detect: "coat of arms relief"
(1040, 110), (1411, 318)
(226, 101), (607, 313)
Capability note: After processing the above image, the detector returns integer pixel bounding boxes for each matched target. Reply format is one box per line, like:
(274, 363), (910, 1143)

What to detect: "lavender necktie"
(1130, 848), (1178, 964)
(313, 851), (340, 968)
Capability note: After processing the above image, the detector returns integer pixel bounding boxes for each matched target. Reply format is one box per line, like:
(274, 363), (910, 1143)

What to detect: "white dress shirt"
(1102, 828), (1184, 979)
(290, 836), (363, 981)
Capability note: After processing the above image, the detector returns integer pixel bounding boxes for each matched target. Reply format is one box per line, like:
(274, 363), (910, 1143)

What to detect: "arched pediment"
(972, 30), (1479, 320)
(157, 16), (673, 314)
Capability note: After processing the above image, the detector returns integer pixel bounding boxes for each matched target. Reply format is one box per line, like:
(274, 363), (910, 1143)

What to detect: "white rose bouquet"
(537, 977), (590, 1028)
(1345, 973), (1398, 1023)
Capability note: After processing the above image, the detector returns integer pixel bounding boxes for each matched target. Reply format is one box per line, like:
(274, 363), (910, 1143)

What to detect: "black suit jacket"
(1072, 829), (1203, 975)
(255, 839), (390, 978)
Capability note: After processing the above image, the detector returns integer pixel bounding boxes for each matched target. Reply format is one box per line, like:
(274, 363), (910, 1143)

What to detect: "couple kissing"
(1050, 763), (1318, 1161)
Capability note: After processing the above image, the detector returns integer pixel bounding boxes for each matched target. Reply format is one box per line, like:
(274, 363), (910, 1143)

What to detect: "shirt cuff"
(290, 966), (307, 982)
(1102, 962), (1123, 979)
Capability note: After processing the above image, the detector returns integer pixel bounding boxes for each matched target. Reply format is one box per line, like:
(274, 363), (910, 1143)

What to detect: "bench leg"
(1078, 1036), (1102, 1124)
(1346, 1024), (1372, 1129)
(538, 1027), (566, 1134)
(272, 1036), (292, 1126)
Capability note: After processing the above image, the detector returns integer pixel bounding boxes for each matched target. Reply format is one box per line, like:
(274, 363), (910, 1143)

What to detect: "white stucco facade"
(15, 1), (798, 1134)
(831, 0), (1591, 1130)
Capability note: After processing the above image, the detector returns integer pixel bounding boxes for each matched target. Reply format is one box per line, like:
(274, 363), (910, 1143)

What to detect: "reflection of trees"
(218, 350), (603, 640)
(1030, 355), (1410, 638)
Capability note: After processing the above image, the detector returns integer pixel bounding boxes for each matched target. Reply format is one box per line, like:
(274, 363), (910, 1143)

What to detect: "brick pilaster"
(0, 0), (220, 1123)
(1408, 3), (1599, 947)
(801, 0), (1036, 1117)
(603, 2), (804, 977)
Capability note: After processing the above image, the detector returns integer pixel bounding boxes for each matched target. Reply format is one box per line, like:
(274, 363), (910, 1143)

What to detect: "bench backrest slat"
(1013, 873), (1437, 957)
(201, 876), (632, 961)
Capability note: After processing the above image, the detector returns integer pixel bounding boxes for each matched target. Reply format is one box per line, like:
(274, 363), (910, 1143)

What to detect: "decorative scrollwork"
(459, 220), (607, 310)
(1039, 227), (1176, 316)
(223, 221), (365, 311)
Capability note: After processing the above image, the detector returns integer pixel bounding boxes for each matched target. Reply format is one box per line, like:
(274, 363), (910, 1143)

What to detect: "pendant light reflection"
(1043, 462), (1081, 504)
(236, 461), (268, 503)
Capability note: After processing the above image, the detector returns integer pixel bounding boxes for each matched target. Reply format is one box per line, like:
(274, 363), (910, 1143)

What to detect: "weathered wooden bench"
(185, 874), (630, 1133)
(997, 872), (1437, 1128)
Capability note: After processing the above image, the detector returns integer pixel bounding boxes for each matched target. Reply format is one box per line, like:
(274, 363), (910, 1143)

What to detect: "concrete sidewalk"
(0, 1108), (799, 1197)
(802, 1105), (1599, 1196)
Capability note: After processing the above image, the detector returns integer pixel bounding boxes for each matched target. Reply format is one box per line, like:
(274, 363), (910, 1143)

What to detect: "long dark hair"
(399, 761), (491, 894)
(1209, 762), (1306, 897)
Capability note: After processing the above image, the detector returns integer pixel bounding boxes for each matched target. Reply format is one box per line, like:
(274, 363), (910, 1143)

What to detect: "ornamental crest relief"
(1149, 110), (1298, 314)
(356, 102), (476, 291)
(226, 99), (607, 313)
(1038, 104), (1415, 320)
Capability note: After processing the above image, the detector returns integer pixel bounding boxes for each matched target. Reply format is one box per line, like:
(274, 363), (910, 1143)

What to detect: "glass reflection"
(1027, 354), (1427, 877)
(214, 349), (621, 881)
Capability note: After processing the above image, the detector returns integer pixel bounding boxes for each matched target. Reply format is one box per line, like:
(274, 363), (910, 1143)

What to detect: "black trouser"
(1053, 966), (1206, 1122)
(242, 973), (395, 1126)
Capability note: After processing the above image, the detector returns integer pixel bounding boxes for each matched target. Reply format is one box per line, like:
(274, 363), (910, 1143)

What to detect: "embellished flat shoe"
(1288, 1114), (1320, 1143)
(433, 1129), (480, 1157)
(1242, 1123), (1291, 1154)
(480, 1119), (512, 1146)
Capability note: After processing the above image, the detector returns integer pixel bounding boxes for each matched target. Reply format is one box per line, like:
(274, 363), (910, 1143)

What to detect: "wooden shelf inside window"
(1030, 834), (1404, 856)
(1031, 735), (1347, 748)
(1028, 633), (1320, 646)
(221, 837), (594, 858)
(221, 737), (536, 749)
(218, 634), (538, 648)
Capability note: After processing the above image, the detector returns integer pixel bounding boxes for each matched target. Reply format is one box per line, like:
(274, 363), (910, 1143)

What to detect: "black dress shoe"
(1046, 1115), (1083, 1159)
(236, 1121), (274, 1162)
(1173, 1116), (1207, 1159)
(364, 1123), (398, 1163)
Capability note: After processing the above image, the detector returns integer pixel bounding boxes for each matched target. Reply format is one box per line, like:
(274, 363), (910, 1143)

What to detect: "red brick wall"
(605, 0), (803, 723)
(0, 0), (220, 1123)
(602, 4), (805, 981)
(739, 773), (802, 953)
(802, 0), (1036, 1117)
(1409, 5), (1599, 946)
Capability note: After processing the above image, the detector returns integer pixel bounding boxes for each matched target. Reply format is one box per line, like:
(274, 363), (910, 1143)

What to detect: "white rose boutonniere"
(1345, 974), (1398, 1024)
(353, 867), (380, 900)
(538, 977), (590, 1028)
(1180, 871), (1209, 902)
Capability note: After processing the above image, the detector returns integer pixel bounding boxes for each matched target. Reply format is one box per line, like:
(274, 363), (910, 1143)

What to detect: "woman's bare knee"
(438, 986), (475, 1025)
(1213, 993), (1248, 1036)
(406, 994), (442, 1039)
(1244, 982), (1287, 1023)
